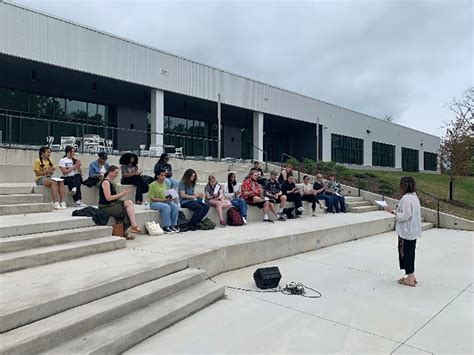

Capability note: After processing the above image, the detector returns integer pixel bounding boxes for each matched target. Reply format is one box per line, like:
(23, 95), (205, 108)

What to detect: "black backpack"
(177, 210), (189, 232)
(283, 207), (295, 219)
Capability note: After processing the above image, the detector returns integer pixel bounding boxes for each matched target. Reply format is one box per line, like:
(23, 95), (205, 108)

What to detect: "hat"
(98, 152), (108, 159)
(270, 170), (278, 176)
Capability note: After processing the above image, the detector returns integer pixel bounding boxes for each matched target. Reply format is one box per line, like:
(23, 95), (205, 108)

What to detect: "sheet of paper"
(166, 189), (179, 199)
(375, 200), (388, 208)
(213, 184), (220, 196)
(51, 177), (64, 182)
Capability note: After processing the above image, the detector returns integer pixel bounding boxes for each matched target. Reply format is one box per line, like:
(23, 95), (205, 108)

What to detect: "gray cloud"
(14, 0), (474, 136)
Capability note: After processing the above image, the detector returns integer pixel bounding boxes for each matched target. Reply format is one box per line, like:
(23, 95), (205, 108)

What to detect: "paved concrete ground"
(127, 228), (473, 354)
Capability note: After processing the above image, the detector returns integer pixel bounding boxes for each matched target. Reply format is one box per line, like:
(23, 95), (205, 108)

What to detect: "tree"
(439, 87), (473, 177)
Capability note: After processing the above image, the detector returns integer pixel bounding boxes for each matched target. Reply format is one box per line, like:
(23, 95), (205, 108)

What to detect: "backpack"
(227, 207), (244, 226)
(199, 218), (216, 230)
(177, 210), (189, 232)
(283, 207), (295, 219)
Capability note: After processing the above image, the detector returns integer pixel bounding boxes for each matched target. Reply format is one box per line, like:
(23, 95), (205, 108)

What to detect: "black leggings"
(63, 174), (83, 202)
(301, 194), (317, 211)
(286, 193), (303, 209)
(121, 175), (149, 203)
(398, 237), (417, 274)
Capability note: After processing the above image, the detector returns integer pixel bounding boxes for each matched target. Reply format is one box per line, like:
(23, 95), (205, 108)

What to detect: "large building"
(0, 1), (439, 172)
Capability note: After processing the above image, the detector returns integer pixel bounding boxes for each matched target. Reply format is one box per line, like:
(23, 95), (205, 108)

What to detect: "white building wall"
(0, 2), (440, 165)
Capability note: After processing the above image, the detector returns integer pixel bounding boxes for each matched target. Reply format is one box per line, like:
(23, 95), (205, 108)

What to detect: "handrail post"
(8, 115), (12, 147)
(437, 199), (440, 228)
(358, 175), (361, 197)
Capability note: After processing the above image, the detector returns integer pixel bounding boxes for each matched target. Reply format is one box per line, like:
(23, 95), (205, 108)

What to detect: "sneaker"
(242, 217), (247, 225)
(263, 218), (274, 223)
(277, 213), (286, 221)
(53, 201), (61, 210)
(188, 224), (197, 231)
(171, 226), (180, 233)
(60, 201), (67, 209)
(74, 200), (87, 207)
(312, 212), (317, 217)
(70, 187), (77, 196)
(297, 206), (305, 212)
(163, 227), (174, 233)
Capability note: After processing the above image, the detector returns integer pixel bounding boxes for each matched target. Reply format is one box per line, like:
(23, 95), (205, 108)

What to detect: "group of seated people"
(33, 147), (346, 238)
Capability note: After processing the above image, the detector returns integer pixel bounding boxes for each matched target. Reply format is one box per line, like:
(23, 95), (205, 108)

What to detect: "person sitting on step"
(281, 174), (305, 216)
(326, 173), (346, 213)
(278, 164), (294, 184)
(99, 165), (143, 240)
(205, 175), (232, 227)
(178, 169), (210, 231)
(224, 172), (248, 224)
(300, 175), (320, 216)
(119, 152), (152, 205)
(59, 146), (86, 207)
(153, 153), (179, 206)
(148, 169), (179, 233)
(241, 169), (279, 223)
(33, 146), (66, 210)
(313, 174), (334, 213)
(264, 170), (287, 221)
(83, 152), (109, 187)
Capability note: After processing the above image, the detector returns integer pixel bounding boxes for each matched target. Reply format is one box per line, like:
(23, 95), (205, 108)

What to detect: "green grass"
(351, 170), (474, 221)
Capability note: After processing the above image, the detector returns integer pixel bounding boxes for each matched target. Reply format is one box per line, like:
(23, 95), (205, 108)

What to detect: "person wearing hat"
(154, 153), (179, 205)
(264, 170), (287, 220)
(83, 152), (110, 187)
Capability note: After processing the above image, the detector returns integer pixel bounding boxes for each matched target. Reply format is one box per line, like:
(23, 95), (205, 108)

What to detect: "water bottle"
(144, 202), (150, 210)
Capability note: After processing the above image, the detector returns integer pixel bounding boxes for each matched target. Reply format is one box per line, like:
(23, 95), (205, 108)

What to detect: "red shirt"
(241, 178), (261, 203)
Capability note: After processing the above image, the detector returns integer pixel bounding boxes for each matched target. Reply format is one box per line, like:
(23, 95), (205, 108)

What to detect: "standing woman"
(224, 172), (248, 224)
(205, 175), (232, 227)
(59, 146), (86, 207)
(178, 169), (209, 231)
(99, 165), (142, 240)
(33, 146), (66, 210)
(384, 176), (422, 287)
(119, 152), (150, 205)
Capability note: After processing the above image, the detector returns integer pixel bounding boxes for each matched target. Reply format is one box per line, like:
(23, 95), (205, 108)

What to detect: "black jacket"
(72, 207), (110, 225)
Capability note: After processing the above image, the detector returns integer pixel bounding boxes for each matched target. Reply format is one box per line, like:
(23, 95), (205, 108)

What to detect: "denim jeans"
(331, 194), (346, 213)
(150, 201), (179, 227)
(315, 193), (333, 212)
(230, 198), (247, 217)
(181, 200), (210, 227)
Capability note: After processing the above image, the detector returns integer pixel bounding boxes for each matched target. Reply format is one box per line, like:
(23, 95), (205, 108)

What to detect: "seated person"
(59, 146), (86, 207)
(313, 174), (334, 213)
(301, 175), (319, 216)
(33, 146), (66, 210)
(119, 152), (151, 205)
(178, 169), (210, 231)
(153, 153), (179, 205)
(83, 152), (109, 187)
(278, 164), (294, 184)
(264, 170), (287, 220)
(148, 169), (179, 233)
(252, 161), (264, 177)
(241, 170), (279, 223)
(98, 165), (142, 240)
(224, 172), (248, 224)
(281, 174), (304, 215)
(326, 173), (346, 213)
(205, 175), (232, 227)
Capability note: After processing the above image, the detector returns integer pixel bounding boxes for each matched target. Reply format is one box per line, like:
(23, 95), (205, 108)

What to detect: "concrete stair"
(0, 183), (34, 195)
(0, 193), (43, 204)
(0, 202), (52, 216)
(0, 268), (224, 355)
(422, 222), (435, 231)
(346, 197), (378, 213)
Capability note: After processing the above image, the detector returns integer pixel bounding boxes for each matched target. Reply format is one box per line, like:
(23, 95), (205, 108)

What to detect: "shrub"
(379, 183), (394, 195)
(357, 180), (368, 190)
(286, 158), (300, 168)
(303, 158), (316, 175)
(365, 172), (377, 178)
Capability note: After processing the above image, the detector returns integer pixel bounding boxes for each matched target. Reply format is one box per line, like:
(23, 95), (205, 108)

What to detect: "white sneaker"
(242, 216), (247, 224)
(53, 201), (61, 210)
(60, 201), (67, 209)
(297, 207), (305, 212)
(74, 200), (87, 207)
(70, 187), (77, 196)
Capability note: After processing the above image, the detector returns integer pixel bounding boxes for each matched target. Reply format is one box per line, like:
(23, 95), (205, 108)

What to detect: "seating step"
(45, 282), (225, 355)
(0, 203), (52, 216)
(0, 184), (34, 195)
(0, 236), (126, 273)
(345, 200), (371, 208)
(422, 222), (435, 231)
(0, 226), (113, 253)
(0, 194), (43, 205)
(348, 205), (378, 213)
(0, 269), (208, 354)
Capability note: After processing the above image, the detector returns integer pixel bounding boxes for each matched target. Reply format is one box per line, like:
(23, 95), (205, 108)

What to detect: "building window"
(402, 147), (419, 172)
(372, 141), (395, 167)
(424, 152), (437, 171)
(331, 134), (364, 165)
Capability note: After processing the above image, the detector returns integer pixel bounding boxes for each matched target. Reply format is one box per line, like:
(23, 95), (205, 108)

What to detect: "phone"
(166, 195), (172, 199)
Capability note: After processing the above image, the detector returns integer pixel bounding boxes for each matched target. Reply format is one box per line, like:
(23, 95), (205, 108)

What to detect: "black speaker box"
(253, 267), (282, 289)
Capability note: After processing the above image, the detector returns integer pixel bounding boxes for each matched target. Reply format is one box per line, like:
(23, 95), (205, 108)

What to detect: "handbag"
(112, 222), (124, 237)
(145, 221), (164, 236)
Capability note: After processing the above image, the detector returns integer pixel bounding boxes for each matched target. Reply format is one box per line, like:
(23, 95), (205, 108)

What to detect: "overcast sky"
(13, 0), (473, 137)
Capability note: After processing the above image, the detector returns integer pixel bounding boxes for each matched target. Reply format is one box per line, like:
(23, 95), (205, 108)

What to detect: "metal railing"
(418, 189), (441, 228)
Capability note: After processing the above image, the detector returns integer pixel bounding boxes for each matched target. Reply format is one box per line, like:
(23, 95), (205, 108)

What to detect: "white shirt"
(395, 193), (422, 240)
(99, 165), (107, 175)
(59, 157), (78, 177)
(224, 182), (241, 199)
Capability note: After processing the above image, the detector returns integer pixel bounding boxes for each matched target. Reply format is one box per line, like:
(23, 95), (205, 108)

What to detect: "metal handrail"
(242, 140), (268, 173)
(417, 188), (441, 227)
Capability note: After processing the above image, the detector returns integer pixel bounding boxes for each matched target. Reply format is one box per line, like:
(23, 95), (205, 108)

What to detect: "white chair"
(105, 139), (113, 153)
(82, 134), (100, 153)
(139, 144), (150, 157)
(60, 136), (78, 151)
(149, 145), (162, 157)
(173, 147), (184, 159)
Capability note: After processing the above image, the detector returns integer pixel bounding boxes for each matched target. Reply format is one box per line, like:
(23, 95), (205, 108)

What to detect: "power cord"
(207, 275), (322, 299)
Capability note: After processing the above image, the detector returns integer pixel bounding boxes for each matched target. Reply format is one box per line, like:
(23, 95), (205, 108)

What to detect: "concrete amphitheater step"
(0, 193), (43, 205)
(0, 226), (113, 253)
(0, 211), (96, 238)
(0, 183), (35, 195)
(0, 236), (126, 273)
(347, 205), (378, 213)
(422, 222), (435, 231)
(345, 200), (371, 208)
(0, 202), (52, 216)
(45, 282), (225, 355)
(0, 268), (209, 355)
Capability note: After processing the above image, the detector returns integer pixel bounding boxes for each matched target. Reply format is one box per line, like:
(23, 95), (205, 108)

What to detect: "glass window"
(169, 117), (187, 133)
(402, 147), (419, 172)
(67, 99), (87, 123)
(372, 141), (395, 167)
(331, 134), (364, 165)
(53, 98), (66, 119)
(424, 152), (437, 171)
